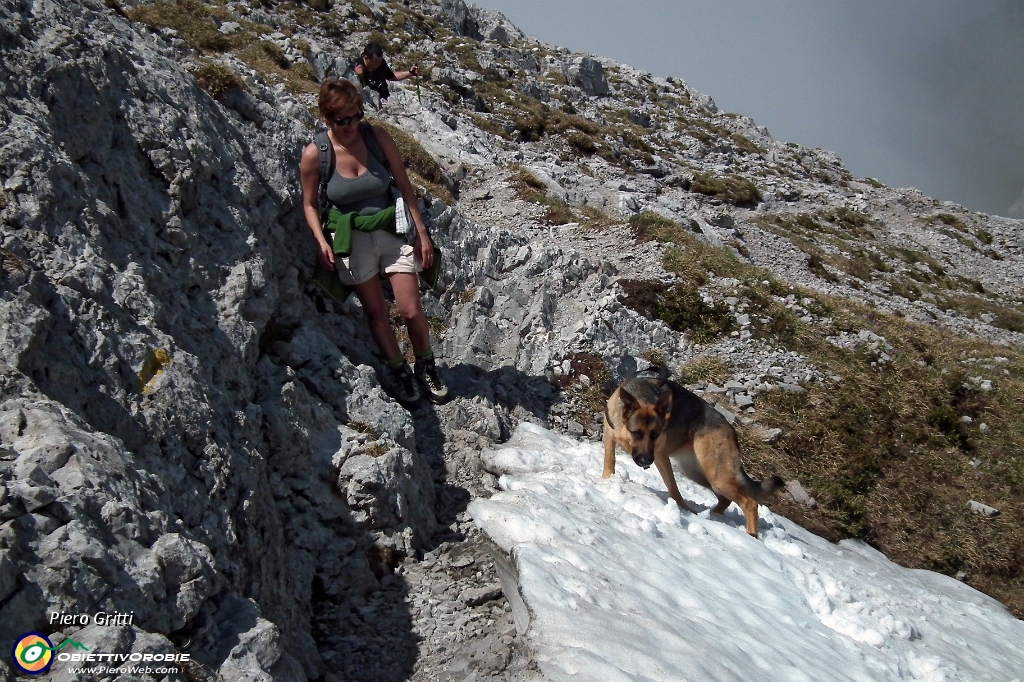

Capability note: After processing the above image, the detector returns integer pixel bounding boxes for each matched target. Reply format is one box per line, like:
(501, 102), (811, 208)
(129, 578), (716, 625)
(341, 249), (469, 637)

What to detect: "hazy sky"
(469, 0), (1024, 217)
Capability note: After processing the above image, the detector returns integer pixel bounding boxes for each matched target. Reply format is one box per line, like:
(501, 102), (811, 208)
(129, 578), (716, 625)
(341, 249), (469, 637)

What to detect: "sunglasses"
(329, 110), (364, 127)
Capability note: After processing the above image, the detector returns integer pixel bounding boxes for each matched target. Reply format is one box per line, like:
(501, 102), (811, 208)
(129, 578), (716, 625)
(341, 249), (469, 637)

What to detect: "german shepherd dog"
(603, 377), (784, 537)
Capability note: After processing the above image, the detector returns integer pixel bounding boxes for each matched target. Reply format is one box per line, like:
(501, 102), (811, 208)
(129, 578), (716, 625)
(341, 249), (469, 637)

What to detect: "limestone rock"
(784, 480), (818, 510)
(566, 56), (610, 96)
(441, 0), (483, 39)
(969, 500), (999, 517)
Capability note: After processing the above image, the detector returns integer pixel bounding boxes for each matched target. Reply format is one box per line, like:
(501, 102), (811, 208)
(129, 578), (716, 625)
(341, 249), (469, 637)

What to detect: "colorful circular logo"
(11, 632), (54, 675)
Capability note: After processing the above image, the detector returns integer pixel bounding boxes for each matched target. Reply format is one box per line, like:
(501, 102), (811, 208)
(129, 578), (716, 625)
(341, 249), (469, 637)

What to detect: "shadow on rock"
(411, 360), (555, 554)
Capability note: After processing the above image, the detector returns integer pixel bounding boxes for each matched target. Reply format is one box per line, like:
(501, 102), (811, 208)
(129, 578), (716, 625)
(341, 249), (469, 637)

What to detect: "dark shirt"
(351, 58), (397, 99)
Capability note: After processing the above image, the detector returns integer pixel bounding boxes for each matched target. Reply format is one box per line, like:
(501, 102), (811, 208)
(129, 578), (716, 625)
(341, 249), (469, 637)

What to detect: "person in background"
(349, 41), (420, 101)
(299, 78), (448, 405)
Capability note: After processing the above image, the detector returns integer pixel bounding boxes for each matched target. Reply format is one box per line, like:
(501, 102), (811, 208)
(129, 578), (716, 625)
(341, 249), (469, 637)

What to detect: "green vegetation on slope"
(623, 213), (1024, 617)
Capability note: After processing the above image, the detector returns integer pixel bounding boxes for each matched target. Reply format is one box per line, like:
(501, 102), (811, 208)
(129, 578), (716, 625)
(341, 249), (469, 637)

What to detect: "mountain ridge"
(0, 0), (1021, 680)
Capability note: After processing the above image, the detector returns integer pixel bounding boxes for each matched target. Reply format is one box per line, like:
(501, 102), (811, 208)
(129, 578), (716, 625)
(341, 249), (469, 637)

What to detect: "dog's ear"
(655, 384), (673, 420)
(619, 387), (639, 419)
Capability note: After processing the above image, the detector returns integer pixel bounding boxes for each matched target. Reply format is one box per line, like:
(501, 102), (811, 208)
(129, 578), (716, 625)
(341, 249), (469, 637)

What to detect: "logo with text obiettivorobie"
(11, 633), (88, 675)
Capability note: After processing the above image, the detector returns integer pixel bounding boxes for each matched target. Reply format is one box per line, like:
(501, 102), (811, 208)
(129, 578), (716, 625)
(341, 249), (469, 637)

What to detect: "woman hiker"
(300, 78), (447, 405)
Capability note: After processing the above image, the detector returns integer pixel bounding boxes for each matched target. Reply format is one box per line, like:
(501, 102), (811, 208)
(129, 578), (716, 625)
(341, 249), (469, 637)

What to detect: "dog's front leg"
(602, 421), (617, 478)
(654, 455), (696, 513)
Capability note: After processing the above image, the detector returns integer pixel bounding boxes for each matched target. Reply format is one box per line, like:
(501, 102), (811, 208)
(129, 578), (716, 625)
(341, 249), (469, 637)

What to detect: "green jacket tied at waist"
(323, 205), (397, 255)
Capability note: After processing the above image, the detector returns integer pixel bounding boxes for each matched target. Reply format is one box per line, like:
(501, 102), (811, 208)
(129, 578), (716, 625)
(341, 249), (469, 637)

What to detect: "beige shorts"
(335, 229), (421, 286)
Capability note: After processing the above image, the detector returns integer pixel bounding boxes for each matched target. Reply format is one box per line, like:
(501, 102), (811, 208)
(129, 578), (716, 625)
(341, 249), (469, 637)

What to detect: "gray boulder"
(440, 0), (483, 39)
(565, 56), (610, 96)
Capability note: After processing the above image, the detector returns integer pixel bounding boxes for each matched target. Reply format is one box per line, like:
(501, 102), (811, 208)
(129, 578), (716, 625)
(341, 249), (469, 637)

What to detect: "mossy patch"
(639, 347), (667, 368)
(933, 293), (1024, 332)
(752, 212), (981, 290)
(444, 37), (482, 72)
(927, 213), (997, 255)
(566, 130), (598, 155)
(625, 211), (770, 285)
(574, 204), (618, 231)
(473, 84), (658, 170)
(676, 116), (764, 155)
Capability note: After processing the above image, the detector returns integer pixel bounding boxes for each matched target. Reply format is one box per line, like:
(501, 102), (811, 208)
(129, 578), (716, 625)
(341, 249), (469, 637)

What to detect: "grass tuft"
(676, 356), (732, 385)
(639, 347), (667, 368)
(690, 172), (762, 207)
(618, 279), (736, 344)
(190, 61), (247, 98)
(236, 41), (318, 95)
(628, 211), (681, 243)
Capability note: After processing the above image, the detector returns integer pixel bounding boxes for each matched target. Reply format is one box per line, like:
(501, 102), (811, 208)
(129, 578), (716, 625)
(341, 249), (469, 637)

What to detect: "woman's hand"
(301, 142), (337, 272)
(415, 231), (434, 269)
(318, 240), (335, 271)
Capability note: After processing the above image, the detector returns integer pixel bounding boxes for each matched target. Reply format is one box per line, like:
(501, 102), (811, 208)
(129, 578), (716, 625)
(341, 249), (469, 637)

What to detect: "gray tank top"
(326, 151), (392, 215)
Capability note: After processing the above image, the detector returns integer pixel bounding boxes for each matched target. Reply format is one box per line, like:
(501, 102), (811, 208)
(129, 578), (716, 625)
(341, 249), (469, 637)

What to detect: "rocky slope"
(0, 1), (1021, 681)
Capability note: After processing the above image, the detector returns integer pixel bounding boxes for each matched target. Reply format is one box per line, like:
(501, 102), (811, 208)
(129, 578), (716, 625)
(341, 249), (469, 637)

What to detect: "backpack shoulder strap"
(314, 129), (333, 225)
(358, 121), (390, 173)
(315, 128), (333, 180)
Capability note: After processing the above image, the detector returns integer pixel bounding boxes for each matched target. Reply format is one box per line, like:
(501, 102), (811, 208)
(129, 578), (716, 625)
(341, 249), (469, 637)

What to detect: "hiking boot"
(415, 357), (449, 403)
(386, 362), (421, 405)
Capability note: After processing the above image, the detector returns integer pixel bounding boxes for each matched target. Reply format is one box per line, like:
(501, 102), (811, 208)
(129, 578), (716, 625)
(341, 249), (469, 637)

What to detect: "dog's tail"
(744, 474), (785, 503)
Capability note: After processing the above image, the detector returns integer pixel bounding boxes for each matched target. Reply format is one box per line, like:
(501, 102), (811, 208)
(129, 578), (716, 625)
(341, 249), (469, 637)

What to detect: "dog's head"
(619, 384), (672, 469)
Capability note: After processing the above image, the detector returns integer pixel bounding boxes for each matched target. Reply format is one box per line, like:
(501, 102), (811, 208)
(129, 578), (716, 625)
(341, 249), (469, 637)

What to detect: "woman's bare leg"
(388, 272), (431, 354)
(353, 277), (402, 359)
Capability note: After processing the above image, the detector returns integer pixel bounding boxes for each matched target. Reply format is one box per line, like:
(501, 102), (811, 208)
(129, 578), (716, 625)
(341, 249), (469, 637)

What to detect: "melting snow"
(470, 423), (1024, 682)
